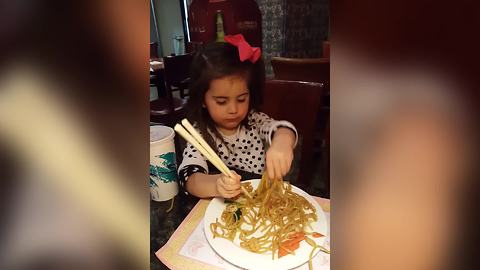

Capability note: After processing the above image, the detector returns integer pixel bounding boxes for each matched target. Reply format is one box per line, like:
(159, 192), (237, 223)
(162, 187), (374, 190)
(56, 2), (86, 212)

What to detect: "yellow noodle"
(210, 175), (317, 260)
(308, 246), (317, 270)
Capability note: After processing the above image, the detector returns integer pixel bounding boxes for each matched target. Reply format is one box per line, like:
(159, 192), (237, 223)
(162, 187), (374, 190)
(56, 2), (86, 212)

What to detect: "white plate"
(204, 179), (328, 270)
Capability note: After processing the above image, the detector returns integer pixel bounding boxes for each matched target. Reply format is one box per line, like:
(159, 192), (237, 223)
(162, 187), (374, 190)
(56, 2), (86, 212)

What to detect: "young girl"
(178, 34), (298, 199)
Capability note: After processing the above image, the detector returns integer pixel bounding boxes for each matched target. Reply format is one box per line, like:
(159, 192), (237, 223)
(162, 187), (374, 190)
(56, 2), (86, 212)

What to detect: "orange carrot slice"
(286, 233), (305, 244)
(312, 232), (324, 238)
(288, 241), (300, 250)
(289, 232), (305, 239)
(278, 235), (303, 258)
(278, 245), (294, 258)
(278, 247), (287, 258)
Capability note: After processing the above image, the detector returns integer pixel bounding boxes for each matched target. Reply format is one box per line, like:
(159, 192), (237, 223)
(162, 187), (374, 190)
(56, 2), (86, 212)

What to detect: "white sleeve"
(249, 112), (299, 147)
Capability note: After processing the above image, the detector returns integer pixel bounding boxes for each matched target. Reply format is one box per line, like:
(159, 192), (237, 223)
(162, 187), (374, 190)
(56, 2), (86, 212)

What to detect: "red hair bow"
(224, 34), (261, 63)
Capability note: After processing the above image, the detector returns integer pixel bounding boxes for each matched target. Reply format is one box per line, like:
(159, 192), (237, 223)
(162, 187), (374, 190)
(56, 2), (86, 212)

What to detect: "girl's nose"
(227, 102), (238, 114)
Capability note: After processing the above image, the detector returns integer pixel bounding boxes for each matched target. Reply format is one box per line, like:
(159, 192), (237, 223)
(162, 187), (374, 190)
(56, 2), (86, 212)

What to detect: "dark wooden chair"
(150, 53), (192, 127)
(186, 41), (204, 54)
(150, 42), (166, 98)
(271, 57), (330, 193)
(150, 42), (159, 59)
(262, 80), (327, 192)
(150, 97), (187, 128)
(323, 41), (330, 59)
(163, 53), (193, 99)
(271, 57), (330, 86)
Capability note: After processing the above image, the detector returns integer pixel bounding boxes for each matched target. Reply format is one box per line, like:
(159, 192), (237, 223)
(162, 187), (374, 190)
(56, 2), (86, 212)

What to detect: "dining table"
(151, 177), (331, 270)
(150, 58), (164, 72)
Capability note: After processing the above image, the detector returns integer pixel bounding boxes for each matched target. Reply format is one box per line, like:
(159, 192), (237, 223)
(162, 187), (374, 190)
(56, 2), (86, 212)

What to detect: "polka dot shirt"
(178, 111), (298, 194)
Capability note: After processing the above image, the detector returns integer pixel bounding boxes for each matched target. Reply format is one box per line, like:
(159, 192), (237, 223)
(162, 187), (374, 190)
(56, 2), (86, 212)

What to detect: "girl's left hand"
(266, 141), (294, 180)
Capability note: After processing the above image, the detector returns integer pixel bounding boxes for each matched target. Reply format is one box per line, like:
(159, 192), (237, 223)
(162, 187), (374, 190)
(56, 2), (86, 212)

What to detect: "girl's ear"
(202, 103), (206, 108)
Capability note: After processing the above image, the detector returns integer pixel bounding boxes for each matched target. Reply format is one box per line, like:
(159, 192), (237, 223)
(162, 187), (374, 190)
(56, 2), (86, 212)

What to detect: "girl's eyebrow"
(212, 92), (249, 99)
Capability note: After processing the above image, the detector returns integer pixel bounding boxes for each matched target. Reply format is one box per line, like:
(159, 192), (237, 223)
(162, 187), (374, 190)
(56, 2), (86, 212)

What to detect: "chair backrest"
(262, 80), (325, 186)
(186, 41), (204, 54)
(163, 53), (193, 87)
(323, 41), (330, 58)
(271, 57), (330, 85)
(150, 42), (159, 59)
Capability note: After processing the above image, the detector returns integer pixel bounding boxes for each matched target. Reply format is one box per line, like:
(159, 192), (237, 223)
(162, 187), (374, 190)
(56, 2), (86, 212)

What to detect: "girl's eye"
(237, 99), (246, 103)
(216, 101), (227, 105)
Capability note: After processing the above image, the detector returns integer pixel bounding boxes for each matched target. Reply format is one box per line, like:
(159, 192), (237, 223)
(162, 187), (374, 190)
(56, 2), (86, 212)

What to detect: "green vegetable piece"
(233, 208), (242, 222)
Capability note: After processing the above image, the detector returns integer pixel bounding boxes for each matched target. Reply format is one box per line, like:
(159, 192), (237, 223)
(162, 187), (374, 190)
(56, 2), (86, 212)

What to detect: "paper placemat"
(157, 197), (330, 270)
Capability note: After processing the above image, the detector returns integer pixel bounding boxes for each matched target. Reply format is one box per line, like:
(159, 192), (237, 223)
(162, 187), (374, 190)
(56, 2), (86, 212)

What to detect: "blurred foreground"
(332, 1), (479, 269)
(0, 1), (149, 269)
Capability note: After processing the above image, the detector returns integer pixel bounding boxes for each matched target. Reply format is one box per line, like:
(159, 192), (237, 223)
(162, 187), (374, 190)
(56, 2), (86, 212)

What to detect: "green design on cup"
(149, 152), (177, 184)
(149, 176), (158, 187)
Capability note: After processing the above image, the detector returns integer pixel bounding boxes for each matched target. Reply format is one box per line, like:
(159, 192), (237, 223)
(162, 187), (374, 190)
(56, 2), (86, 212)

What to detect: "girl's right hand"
(216, 170), (242, 198)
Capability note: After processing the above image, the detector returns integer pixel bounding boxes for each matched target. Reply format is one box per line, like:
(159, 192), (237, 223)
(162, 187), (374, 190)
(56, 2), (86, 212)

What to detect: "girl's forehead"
(207, 75), (249, 96)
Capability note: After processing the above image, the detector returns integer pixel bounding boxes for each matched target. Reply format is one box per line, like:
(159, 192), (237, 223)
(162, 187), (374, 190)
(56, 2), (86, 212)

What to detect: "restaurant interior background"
(150, 0), (330, 197)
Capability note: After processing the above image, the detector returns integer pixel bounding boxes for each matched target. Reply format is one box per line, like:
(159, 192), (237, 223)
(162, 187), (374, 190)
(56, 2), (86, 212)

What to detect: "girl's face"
(204, 74), (250, 133)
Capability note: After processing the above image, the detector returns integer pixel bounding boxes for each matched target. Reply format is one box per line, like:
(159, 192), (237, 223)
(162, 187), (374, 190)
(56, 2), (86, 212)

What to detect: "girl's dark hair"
(186, 41), (265, 152)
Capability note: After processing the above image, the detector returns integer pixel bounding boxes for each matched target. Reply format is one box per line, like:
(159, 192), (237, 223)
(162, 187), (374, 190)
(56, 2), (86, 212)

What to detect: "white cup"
(150, 125), (178, 201)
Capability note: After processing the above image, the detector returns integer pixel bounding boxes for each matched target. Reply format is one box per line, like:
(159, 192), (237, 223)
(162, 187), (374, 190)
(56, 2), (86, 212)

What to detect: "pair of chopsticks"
(174, 119), (253, 200)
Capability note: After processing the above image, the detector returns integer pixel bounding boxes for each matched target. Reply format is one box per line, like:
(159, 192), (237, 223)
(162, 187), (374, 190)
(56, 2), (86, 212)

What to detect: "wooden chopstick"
(174, 124), (230, 177)
(181, 119), (233, 177)
(175, 122), (252, 200)
(174, 119), (253, 200)
(181, 120), (254, 200)
(177, 121), (253, 200)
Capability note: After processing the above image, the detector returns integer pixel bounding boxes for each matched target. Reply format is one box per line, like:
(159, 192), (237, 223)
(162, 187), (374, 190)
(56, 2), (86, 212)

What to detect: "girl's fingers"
(220, 179), (240, 192)
(222, 176), (240, 190)
(267, 155), (275, 180)
(221, 185), (240, 197)
(284, 155), (292, 175)
(277, 156), (286, 176)
(222, 174), (235, 184)
(230, 189), (241, 198)
(224, 190), (241, 199)
(217, 185), (226, 197)
(227, 183), (241, 192)
(233, 174), (241, 184)
(223, 177), (235, 186)
(274, 158), (283, 180)
(218, 184), (238, 198)
(280, 158), (288, 176)
(230, 170), (242, 182)
(225, 171), (241, 185)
